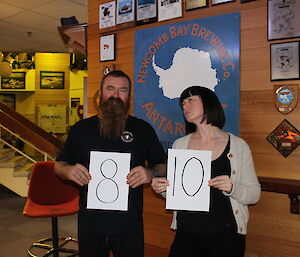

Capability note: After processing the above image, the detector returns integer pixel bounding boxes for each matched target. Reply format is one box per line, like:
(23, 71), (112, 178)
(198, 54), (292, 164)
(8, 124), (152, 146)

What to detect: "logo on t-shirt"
(121, 131), (134, 143)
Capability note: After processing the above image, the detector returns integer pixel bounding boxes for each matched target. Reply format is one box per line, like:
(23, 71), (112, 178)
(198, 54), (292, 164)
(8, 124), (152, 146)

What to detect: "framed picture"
(186, 0), (207, 11)
(268, 0), (300, 41)
(1, 72), (25, 89)
(99, 1), (116, 29)
(270, 41), (300, 81)
(116, 0), (135, 26)
(267, 119), (300, 158)
(136, 0), (157, 25)
(0, 94), (15, 109)
(40, 71), (65, 89)
(211, 0), (234, 5)
(158, 0), (182, 22)
(100, 34), (115, 62)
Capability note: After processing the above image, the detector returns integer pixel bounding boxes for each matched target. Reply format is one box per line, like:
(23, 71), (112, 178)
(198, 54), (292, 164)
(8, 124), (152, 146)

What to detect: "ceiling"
(0, 0), (88, 53)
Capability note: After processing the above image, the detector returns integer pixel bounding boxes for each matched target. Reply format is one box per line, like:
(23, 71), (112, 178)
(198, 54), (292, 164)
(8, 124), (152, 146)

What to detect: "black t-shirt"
(56, 115), (165, 236)
(177, 137), (237, 235)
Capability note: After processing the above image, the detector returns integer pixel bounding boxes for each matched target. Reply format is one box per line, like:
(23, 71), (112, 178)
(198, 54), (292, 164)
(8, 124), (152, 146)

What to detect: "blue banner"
(134, 12), (240, 150)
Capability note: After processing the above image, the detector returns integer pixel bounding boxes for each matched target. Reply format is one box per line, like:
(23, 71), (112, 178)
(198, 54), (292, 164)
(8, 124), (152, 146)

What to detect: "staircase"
(0, 142), (33, 197)
(0, 101), (63, 197)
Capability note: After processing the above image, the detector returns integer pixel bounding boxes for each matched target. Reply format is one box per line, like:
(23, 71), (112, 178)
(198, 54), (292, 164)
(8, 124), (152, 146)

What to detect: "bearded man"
(55, 70), (166, 257)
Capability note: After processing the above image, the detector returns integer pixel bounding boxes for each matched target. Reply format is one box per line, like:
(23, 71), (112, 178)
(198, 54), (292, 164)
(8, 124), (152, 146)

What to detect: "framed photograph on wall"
(268, 0), (300, 40)
(1, 72), (25, 89)
(100, 34), (115, 62)
(0, 94), (15, 109)
(270, 41), (300, 81)
(116, 0), (135, 27)
(40, 71), (65, 89)
(186, 0), (207, 11)
(136, 0), (157, 25)
(158, 0), (182, 22)
(211, 0), (235, 5)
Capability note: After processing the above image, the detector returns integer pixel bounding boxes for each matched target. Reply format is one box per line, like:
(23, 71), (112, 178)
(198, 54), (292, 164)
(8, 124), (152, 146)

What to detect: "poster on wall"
(116, 0), (135, 25)
(99, 1), (116, 29)
(1, 72), (25, 89)
(134, 13), (240, 151)
(38, 105), (67, 133)
(268, 0), (300, 40)
(270, 41), (300, 81)
(100, 34), (115, 61)
(158, 0), (182, 22)
(136, 0), (157, 25)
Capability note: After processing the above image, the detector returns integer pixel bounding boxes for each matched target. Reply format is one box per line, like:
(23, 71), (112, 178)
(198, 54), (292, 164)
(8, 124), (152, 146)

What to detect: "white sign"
(37, 105), (67, 133)
(166, 149), (211, 211)
(87, 151), (131, 211)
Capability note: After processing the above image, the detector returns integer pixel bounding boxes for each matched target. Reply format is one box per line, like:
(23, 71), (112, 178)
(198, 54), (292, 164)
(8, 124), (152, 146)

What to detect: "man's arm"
(55, 161), (91, 186)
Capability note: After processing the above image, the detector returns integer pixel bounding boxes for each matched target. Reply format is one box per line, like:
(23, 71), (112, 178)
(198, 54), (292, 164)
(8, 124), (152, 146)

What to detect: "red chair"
(23, 161), (79, 257)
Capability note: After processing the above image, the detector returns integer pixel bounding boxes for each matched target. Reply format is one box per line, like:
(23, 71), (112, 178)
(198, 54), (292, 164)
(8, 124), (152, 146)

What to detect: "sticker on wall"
(266, 119), (300, 157)
(273, 84), (298, 114)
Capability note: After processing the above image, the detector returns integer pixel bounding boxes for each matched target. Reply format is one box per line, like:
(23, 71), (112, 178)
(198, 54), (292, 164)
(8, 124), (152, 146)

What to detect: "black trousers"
(78, 228), (144, 257)
(169, 229), (245, 257)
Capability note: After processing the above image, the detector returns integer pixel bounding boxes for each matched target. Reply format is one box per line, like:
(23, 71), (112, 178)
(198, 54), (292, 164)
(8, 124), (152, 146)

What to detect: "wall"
(88, 0), (300, 256)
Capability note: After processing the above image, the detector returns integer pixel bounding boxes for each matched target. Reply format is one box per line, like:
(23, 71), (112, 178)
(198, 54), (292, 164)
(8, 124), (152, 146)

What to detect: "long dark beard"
(99, 97), (128, 140)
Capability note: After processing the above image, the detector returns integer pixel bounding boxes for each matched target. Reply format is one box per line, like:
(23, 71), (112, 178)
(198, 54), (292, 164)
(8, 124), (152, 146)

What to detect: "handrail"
(0, 125), (54, 161)
(258, 176), (300, 214)
(0, 111), (60, 157)
(0, 101), (63, 149)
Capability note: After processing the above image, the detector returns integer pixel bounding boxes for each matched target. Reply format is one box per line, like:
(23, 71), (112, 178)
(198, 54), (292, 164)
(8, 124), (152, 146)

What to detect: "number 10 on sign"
(166, 149), (211, 211)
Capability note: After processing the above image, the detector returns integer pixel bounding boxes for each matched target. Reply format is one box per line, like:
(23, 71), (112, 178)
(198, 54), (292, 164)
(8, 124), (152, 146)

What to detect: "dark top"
(56, 115), (165, 236)
(177, 137), (237, 235)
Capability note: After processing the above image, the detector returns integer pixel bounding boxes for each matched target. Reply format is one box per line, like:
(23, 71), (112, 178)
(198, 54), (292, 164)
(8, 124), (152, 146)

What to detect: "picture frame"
(40, 71), (65, 89)
(266, 119), (300, 158)
(99, 1), (116, 29)
(0, 93), (15, 109)
(1, 72), (26, 89)
(268, 0), (300, 41)
(211, 0), (235, 5)
(100, 34), (115, 62)
(270, 41), (300, 81)
(186, 0), (207, 11)
(136, 0), (157, 25)
(116, 0), (135, 29)
(158, 0), (182, 22)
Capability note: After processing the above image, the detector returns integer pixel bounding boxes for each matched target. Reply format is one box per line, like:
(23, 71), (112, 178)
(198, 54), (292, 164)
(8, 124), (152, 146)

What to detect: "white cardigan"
(170, 132), (261, 235)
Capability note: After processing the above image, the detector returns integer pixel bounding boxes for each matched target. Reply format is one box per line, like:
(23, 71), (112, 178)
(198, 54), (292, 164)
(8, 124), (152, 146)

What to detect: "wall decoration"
(211, 0), (235, 5)
(186, 0), (207, 11)
(136, 0), (157, 25)
(40, 71), (64, 89)
(99, 1), (116, 29)
(37, 105), (67, 133)
(270, 41), (299, 81)
(1, 72), (25, 89)
(0, 93), (15, 109)
(100, 34), (115, 62)
(273, 84), (298, 114)
(134, 13), (240, 151)
(267, 119), (300, 158)
(158, 0), (182, 22)
(116, 0), (135, 25)
(268, 0), (300, 41)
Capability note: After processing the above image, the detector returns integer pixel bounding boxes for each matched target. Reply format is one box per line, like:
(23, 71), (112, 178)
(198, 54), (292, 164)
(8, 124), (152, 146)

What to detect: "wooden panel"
(88, 0), (300, 256)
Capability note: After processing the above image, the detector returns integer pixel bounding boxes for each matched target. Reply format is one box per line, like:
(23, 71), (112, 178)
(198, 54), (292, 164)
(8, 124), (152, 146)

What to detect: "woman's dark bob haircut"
(180, 86), (225, 133)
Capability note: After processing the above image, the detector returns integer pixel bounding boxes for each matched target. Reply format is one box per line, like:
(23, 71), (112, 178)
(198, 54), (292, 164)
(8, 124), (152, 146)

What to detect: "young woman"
(152, 86), (261, 257)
